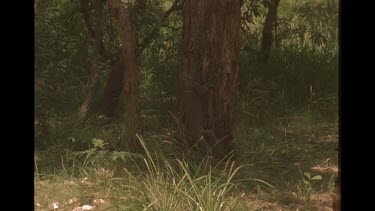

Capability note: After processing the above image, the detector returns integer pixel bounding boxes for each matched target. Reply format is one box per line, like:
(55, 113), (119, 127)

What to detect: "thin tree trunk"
(260, 0), (280, 64)
(99, 0), (181, 120)
(79, 0), (122, 120)
(107, 0), (142, 151)
(179, 0), (241, 157)
(99, 59), (124, 118)
(76, 0), (104, 128)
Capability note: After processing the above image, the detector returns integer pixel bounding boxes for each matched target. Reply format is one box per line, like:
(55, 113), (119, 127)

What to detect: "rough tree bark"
(179, 0), (241, 157)
(107, 0), (142, 151)
(260, 0), (280, 64)
(76, 0), (104, 128)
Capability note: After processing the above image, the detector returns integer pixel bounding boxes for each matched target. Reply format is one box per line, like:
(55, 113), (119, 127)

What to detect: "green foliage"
(35, 0), (92, 114)
(72, 138), (110, 168)
(242, 0), (265, 26)
(296, 164), (323, 201)
(35, 0), (338, 209)
(72, 138), (143, 169)
(237, 0), (338, 125)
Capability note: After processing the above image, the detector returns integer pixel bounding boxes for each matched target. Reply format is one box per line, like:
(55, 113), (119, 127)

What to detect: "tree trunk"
(107, 0), (142, 151)
(260, 0), (280, 64)
(99, 0), (181, 120)
(79, 0), (122, 121)
(332, 172), (341, 211)
(179, 0), (241, 157)
(76, 0), (104, 128)
(99, 59), (124, 118)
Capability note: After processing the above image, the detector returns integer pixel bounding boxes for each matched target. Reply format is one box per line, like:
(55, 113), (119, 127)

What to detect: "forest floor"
(35, 111), (338, 211)
(35, 182), (336, 211)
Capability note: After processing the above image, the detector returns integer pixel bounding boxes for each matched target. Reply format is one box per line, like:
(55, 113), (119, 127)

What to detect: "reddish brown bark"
(107, 0), (142, 151)
(179, 0), (241, 156)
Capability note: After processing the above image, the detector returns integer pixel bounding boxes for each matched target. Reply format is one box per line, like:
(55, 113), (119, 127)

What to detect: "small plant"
(72, 138), (110, 168)
(71, 138), (143, 170)
(295, 164), (322, 201)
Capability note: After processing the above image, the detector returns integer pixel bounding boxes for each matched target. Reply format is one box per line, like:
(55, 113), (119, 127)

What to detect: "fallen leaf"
(52, 202), (59, 210)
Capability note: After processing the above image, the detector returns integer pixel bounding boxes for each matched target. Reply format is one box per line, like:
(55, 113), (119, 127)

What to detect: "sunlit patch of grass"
(34, 175), (112, 211)
(35, 136), (252, 210)
(107, 136), (247, 210)
(233, 102), (338, 208)
(35, 111), (338, 210)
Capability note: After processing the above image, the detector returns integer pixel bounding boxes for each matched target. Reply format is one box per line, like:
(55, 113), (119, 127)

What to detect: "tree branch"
(139, 0), (182, 53)
(78, 0), (114, 63)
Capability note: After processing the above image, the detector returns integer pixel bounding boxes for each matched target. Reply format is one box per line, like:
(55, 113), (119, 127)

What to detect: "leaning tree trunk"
(79, 0), (123, 121)
(179, 0), (241, 157)
(108, 0), (142, 151)
(99, 59), (125, 118)
(76, 0), (104, 128)
(260, 0), (280, 64)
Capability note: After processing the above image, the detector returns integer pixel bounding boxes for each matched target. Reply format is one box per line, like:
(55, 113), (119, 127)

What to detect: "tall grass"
(35, 0), (339, 209)
(36, 136), (250, 210)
